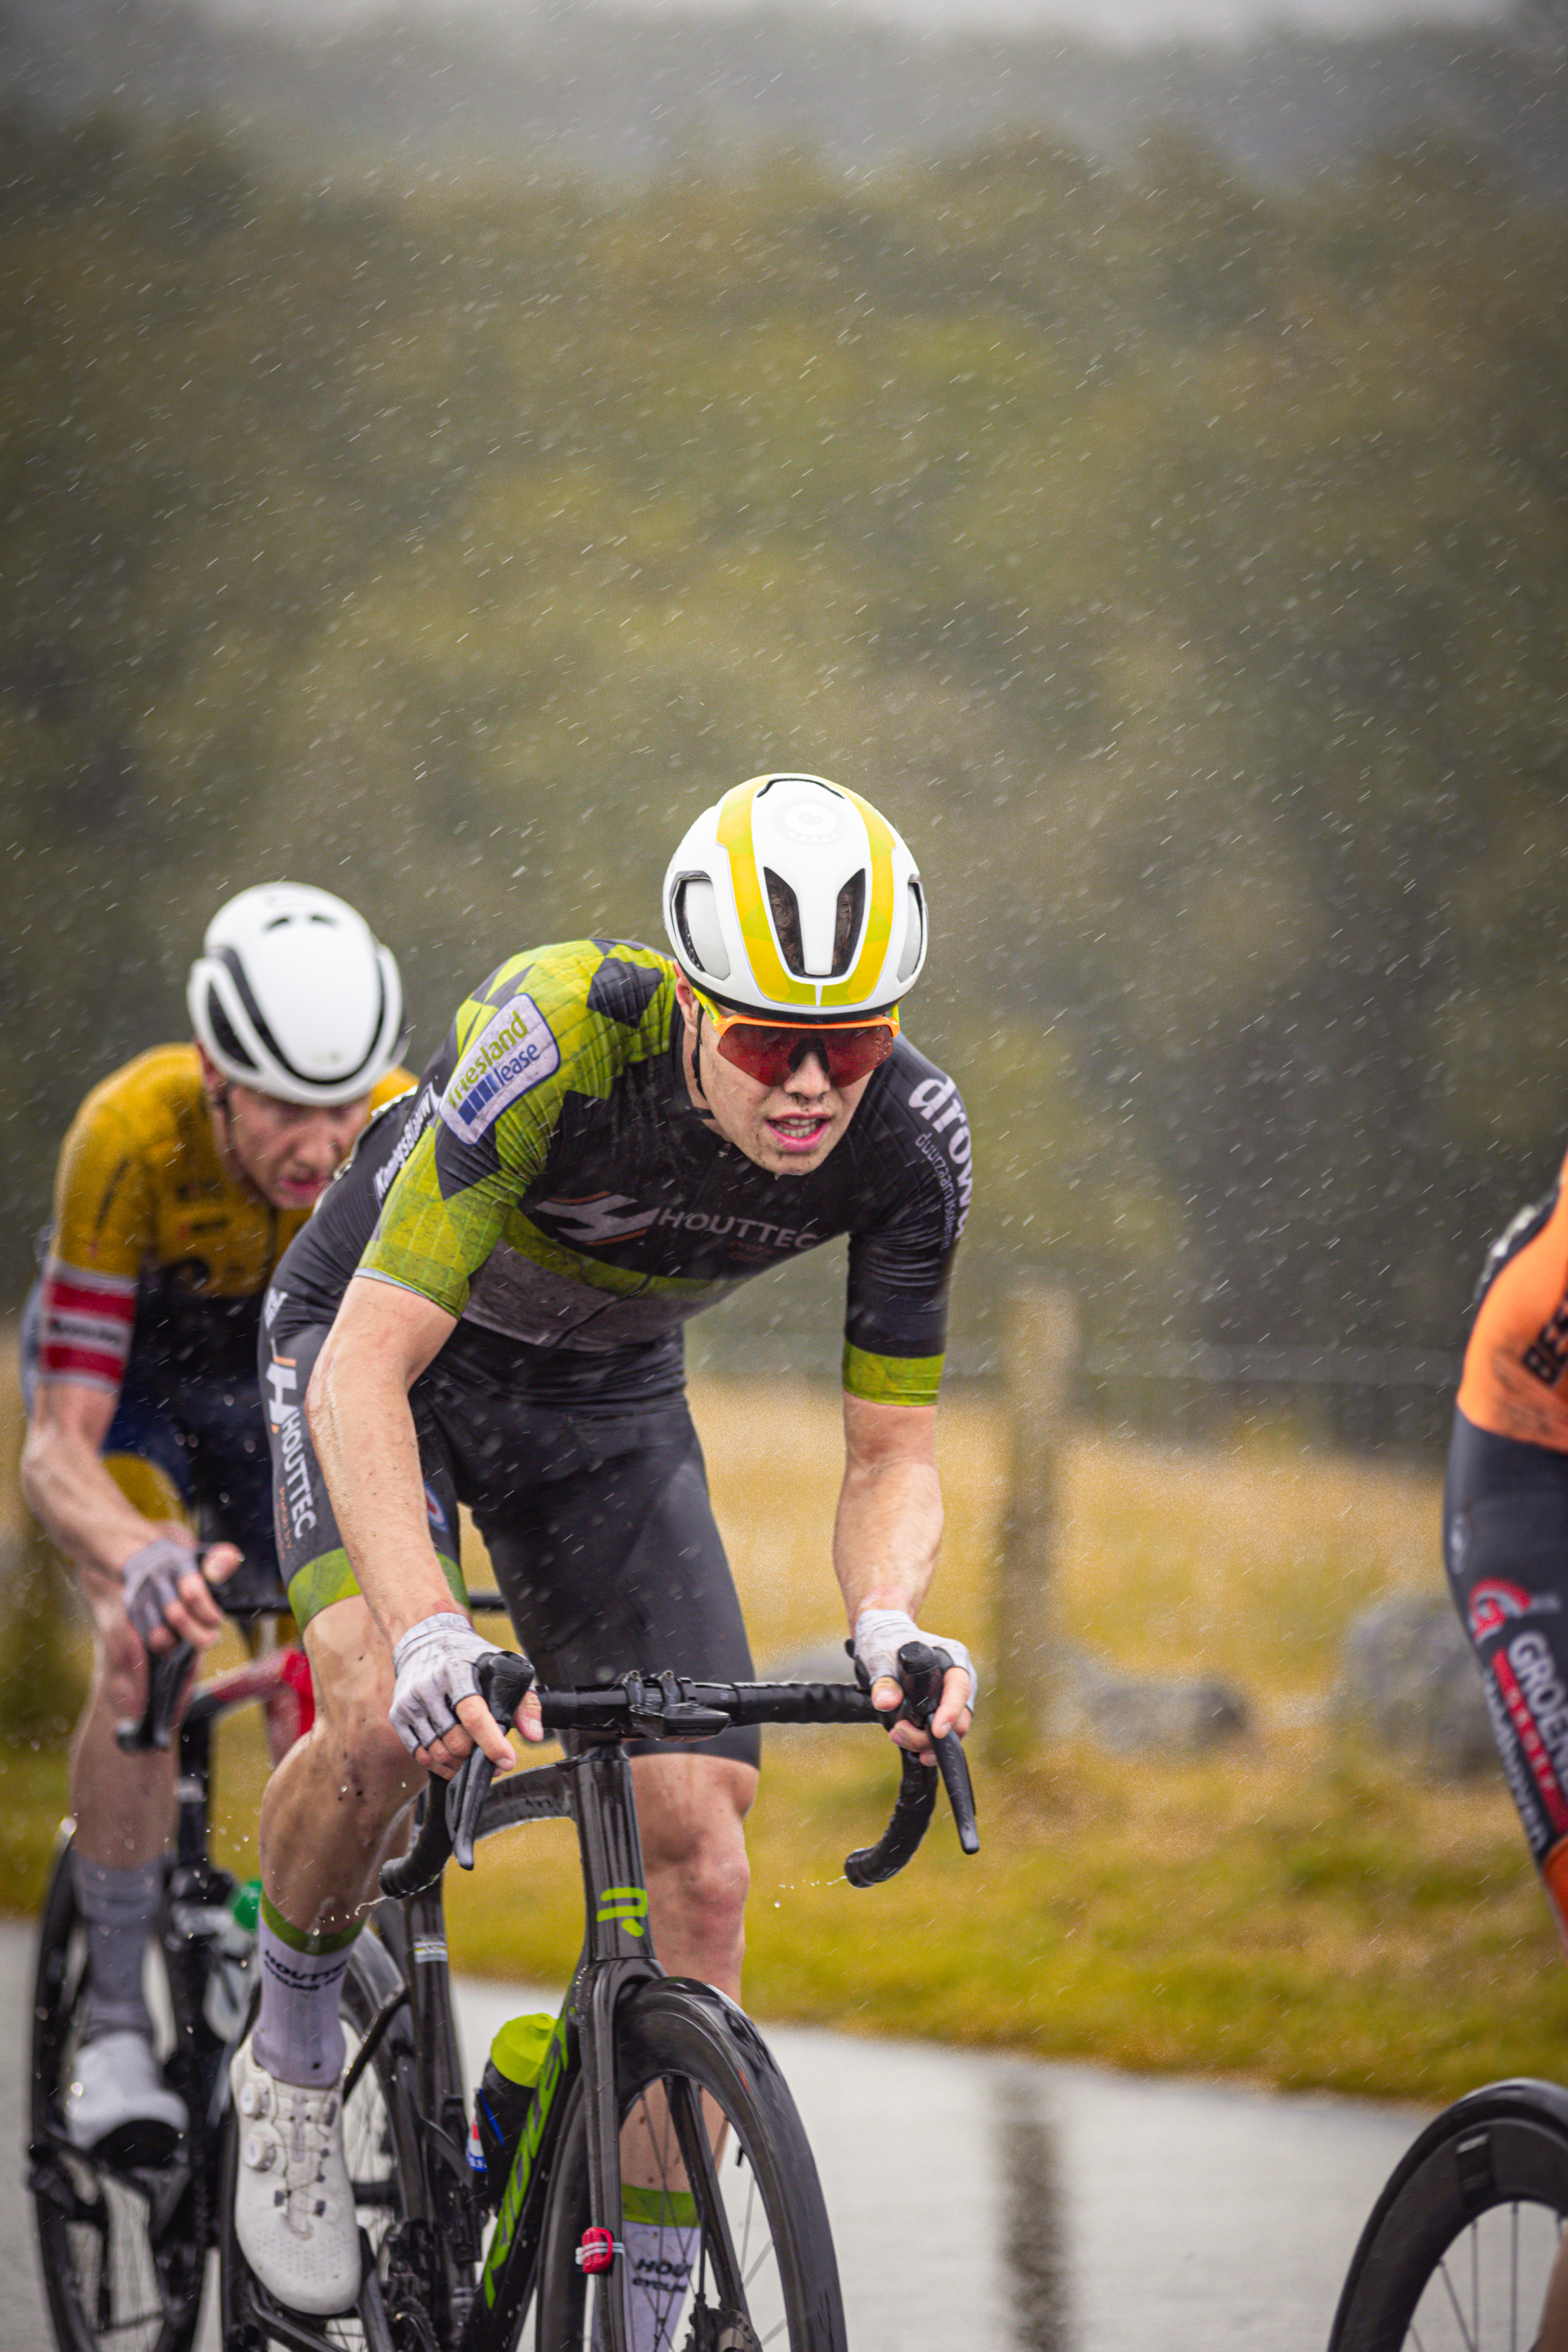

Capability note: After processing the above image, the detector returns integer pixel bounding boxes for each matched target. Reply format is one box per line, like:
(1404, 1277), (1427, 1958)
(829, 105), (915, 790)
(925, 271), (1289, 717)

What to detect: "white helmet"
(662, 774), (927, 1018)
(187, 884), (405, 1107)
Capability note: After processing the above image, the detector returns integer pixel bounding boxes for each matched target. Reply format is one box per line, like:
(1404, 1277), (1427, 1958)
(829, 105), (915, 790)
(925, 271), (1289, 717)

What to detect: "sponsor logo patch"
(439, 996), (560, 1143)
(265, 1352), (318, 1544)
(1469, 1578), (1563, 1644)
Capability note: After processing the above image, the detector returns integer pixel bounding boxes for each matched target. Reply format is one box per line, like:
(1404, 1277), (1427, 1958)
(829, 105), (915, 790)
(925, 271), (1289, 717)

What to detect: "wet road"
(5, 1922), (1430, 2350)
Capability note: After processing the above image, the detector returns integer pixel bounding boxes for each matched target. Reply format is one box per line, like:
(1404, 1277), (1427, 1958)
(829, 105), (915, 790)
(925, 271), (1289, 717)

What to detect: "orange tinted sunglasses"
(691, 988), (898, 1087)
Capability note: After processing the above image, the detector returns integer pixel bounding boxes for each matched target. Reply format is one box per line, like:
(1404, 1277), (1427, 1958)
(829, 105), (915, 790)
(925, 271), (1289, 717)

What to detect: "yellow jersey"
(38, 1045), (411, 1390)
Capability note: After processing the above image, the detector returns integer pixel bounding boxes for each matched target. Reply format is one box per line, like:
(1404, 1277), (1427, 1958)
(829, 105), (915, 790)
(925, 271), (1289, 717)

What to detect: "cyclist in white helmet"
(237, 775), (975, 2329)
(20, 884), (410, 2163)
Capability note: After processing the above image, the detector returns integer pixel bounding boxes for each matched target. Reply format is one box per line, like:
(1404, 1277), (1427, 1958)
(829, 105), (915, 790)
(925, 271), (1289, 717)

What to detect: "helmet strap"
(202, 1079), (265, 1203)
(690, 1004), (710, 1104)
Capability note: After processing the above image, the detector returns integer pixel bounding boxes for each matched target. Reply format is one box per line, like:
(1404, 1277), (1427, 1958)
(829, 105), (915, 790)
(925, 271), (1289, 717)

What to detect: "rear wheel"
(27, 1831), (204, 2352)
(535, 1978), (845, 2352)
(1328, 2079), (1568, 2352)
(218, 1932), (426, 2351)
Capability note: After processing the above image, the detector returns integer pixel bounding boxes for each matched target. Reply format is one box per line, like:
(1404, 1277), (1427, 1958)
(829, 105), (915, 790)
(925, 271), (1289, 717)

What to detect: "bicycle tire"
(218, 1926), (425, 2352)
(535, 1977), (847, 2352)
(27, 1831), (205, 2352)
(1329, 2078), (1568, 2352)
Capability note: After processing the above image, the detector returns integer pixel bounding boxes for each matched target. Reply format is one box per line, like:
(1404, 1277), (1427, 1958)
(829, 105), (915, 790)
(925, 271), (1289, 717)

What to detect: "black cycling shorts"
(1445, 1407), (1568, 1866)
(263, 1305), (760, 1769)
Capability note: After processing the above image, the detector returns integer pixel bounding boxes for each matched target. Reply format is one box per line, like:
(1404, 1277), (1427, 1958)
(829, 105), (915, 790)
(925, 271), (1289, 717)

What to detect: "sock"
(251, 1894), (361, 2088)
(73, 1853), (161, 2042)
(622, 2187), (698, 2352)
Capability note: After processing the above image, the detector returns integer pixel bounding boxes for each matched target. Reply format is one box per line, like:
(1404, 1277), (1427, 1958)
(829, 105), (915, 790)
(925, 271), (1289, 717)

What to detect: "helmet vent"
(205, 986), (260, 1076)
(672, 876), (730, 982)
(895, 879), (925, 983)
(764, 869), (807, 977)
(831, 874), (865, 978)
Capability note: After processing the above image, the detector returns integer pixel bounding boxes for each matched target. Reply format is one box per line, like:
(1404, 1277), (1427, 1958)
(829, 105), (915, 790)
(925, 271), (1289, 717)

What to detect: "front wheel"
(1329, 2078), (1568, 2352)
(536, 1978), (846, 2352)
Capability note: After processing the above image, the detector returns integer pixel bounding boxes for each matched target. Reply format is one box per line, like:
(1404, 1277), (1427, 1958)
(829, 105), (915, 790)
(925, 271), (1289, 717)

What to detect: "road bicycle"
(1327, 2078), (1568, 2350)
(217, 1642), (979, 2352)
(27, 1613), (321, 2352)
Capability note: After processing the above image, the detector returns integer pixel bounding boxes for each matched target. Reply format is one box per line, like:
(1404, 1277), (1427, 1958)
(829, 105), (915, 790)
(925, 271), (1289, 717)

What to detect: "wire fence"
(1078, 1342), (1461, 1458)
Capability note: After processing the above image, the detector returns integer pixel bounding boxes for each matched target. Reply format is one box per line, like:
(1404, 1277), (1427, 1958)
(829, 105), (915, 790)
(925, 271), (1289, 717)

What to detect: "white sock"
(622, 2194), (697, 2352)
(251, 1897), (359, 2088)
(73, 1853), (160, 2042)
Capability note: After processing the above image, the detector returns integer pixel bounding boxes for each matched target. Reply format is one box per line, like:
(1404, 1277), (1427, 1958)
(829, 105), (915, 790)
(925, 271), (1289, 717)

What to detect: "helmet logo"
(779, 800), (842, 844)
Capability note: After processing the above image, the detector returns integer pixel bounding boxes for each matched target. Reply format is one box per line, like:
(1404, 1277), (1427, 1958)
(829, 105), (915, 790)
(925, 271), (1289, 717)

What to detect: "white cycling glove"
(121, 1536), (201, 1645)
(390, 1613), (500, 1755)
(853, 1606), (978, 1713)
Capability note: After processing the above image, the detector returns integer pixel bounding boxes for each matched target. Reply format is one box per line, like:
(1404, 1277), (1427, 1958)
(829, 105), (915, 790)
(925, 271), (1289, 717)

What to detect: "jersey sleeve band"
(841, 1341), (944, 1407)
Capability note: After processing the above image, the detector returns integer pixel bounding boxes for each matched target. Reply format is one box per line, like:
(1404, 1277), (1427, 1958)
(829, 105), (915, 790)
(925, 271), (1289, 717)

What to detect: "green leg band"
(622, 2183), (699, 2227)
(260, 1890), (364, 1958)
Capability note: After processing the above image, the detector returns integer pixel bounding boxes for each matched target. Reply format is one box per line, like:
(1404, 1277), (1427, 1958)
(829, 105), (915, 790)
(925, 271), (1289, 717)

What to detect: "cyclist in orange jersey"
(1447, 1162), (1568, 2351)
(1450, 1156), (1568, 1935)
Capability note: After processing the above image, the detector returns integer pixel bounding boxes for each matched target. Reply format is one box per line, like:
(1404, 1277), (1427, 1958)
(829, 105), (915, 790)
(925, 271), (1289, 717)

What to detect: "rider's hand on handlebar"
(853, 1606), (977, 1756)
(390, 1612), (543, 1779)
(122, 1531), (238, 1653)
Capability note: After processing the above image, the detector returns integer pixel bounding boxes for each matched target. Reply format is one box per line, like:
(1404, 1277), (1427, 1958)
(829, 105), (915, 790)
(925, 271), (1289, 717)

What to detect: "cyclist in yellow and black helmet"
(231, 776), (976, 2330)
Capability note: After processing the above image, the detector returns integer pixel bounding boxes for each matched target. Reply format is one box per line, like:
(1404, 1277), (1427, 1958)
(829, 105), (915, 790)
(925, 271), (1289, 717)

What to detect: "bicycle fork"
(457, 1742), (662, 2352)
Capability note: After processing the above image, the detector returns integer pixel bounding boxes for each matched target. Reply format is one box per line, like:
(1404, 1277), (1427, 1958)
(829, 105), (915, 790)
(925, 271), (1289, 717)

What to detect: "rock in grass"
(1056, 1647), (1249, 1756)
(1334, 1595), (1495, 1779)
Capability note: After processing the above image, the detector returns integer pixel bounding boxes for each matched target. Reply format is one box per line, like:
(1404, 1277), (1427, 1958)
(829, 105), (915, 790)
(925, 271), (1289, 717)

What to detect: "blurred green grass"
(4, 1376), (1544, 2103)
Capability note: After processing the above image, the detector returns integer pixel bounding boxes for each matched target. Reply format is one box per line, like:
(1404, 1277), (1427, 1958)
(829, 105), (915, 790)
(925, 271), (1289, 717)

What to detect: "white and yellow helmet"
(662, 774), (927, 1017)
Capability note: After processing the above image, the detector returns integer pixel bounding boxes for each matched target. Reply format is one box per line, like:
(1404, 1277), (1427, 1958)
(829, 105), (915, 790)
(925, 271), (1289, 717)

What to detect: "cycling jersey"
(1457, 1152), (1568, 1453)
(27, 1044), (410, 1609)
(267, 1308), (761, 1762)
(279, 938), (971, 1411)
(34, 1046), (412, 1392)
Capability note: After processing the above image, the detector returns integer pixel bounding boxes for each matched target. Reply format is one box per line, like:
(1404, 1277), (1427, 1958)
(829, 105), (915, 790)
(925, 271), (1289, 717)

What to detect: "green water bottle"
(469, 2013), (556, 2209)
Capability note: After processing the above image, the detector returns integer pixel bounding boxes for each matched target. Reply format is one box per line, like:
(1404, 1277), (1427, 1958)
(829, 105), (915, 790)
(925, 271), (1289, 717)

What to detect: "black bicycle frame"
(375, 1647), (978, 2352)
(397, 1738), (662, 2352)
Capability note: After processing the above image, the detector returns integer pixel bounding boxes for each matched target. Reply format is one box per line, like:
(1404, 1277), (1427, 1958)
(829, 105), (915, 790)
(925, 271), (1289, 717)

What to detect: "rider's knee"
(635, 1758), (754, 1929)
(303, 1599), (419, 1813)
(93, 1612), (149, 1720)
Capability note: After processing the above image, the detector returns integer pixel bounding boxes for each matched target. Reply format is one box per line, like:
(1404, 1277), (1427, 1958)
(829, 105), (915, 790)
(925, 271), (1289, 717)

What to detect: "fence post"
(989, 1283), (1079, 1769)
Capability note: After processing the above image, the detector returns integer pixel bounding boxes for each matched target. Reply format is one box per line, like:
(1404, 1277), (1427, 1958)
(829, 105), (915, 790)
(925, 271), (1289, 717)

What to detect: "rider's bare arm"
(834, 1392), (971, 1751)
(22, 1381), (231, 1649)
(304, 1272), (542, 1771)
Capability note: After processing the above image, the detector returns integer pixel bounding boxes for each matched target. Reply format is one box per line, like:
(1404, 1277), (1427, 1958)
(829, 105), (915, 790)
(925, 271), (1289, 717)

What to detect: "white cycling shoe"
(230, 2037), (362, 2318)
(66, 2030), (187, 2165)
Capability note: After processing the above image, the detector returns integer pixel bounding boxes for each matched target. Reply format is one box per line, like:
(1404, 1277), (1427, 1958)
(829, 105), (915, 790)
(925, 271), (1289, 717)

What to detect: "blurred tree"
(1, 106), (1565, 1378)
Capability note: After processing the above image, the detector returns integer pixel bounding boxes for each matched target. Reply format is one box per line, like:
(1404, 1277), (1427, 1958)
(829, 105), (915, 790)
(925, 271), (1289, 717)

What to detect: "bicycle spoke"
(1437, 2255), (1481, 2352)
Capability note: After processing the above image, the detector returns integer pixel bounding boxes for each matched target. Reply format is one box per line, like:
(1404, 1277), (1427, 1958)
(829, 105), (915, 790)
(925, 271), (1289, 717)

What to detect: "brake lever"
(894, 1640), (979, 1858)
(449, 1650), (537, 1871)
(116, 1638), (197, 1754)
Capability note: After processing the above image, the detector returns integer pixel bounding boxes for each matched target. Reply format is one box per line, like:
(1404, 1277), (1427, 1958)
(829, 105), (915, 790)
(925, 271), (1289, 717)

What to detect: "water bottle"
(470, 2013), (555, 2209)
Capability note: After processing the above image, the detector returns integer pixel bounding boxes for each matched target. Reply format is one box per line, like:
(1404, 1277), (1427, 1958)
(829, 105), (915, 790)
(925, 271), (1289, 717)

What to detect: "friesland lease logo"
(439, 995), (561, 1142)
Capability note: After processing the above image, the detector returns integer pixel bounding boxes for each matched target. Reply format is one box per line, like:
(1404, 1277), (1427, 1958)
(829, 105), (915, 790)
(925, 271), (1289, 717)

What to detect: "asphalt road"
(7, 1922), (1430, 2350)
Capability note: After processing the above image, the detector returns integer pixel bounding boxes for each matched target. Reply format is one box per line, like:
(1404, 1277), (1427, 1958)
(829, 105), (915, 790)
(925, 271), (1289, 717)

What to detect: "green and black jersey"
(272, 939), (970, 1409)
